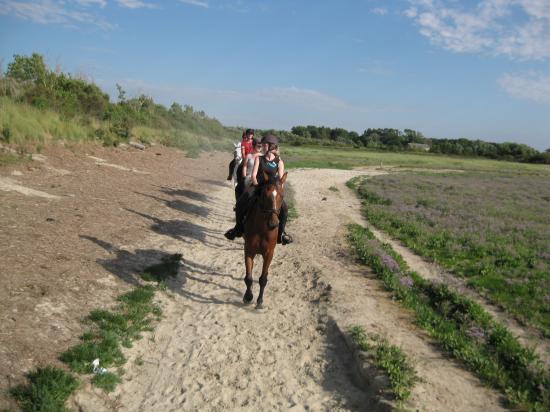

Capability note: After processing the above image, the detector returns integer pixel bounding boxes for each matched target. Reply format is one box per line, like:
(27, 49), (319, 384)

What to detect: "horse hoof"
(256, 301), (265, 310)
(243, 291), (254, 304)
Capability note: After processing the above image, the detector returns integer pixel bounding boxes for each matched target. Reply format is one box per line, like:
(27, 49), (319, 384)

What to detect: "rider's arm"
(278, 159), (285, 177)
(242, 154), (249, 177)
(251, 156), (260, 186)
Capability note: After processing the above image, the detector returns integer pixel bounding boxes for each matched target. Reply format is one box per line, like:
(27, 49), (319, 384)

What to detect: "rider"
(224, 134), (293, 245)
(227, 129), (254, 181)
(235, 137), (263, 199)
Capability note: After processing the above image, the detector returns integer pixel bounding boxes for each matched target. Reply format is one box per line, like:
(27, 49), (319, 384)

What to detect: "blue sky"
(1, 0), (549, 150)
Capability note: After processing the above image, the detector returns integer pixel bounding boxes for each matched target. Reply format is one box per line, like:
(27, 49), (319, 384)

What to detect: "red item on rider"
(241, 138), (254, 157)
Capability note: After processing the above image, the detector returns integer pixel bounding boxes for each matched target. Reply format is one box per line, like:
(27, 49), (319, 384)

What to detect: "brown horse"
(242, 171), (288, 308)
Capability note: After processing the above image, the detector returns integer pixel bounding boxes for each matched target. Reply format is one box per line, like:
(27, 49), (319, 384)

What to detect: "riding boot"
(277, 201), (292, 245)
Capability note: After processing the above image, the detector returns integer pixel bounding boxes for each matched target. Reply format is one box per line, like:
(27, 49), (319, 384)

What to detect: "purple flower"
(381, 254), (400, 272)
(538, 252), (550, 261)
(399, 275), (414, 288)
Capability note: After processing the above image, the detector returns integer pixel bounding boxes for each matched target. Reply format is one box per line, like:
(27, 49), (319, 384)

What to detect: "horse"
(242, 171), (288, 309)
(227, 142), (242, 185)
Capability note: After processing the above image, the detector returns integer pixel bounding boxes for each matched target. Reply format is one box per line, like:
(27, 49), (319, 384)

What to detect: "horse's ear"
(280, 172), (288, 185)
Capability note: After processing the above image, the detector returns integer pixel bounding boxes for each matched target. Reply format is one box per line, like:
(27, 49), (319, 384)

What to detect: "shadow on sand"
(124, 208), (226, 248)
(80, 235), (245, 307)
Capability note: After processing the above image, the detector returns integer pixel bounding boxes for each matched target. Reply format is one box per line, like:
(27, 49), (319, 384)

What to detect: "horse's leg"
(243, 252), (254, 304)
(256, 250), (274, 308)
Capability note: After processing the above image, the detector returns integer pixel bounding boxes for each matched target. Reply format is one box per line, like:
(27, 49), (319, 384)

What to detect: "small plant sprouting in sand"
(10, 366), (80, 412)
(349, 326), (418, 402)
(329, 186), (339, 192)
(60, 285), (161, 393)
(140, 253), (182, 283)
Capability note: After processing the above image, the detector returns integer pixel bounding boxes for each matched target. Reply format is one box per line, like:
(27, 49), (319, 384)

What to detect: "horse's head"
(259, 171), (287, 230)
(233, 142), (242, 161)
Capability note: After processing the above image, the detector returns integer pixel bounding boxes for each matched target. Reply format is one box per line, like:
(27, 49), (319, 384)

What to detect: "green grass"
(140, 254), (181, 282)
(0, 96), (97, 148)
(0, 97), (238, 158)
(60, 285), (161, 390)
(328, 185), (339, 192)
(10, 366), (80, 412)
(347, 223), (550, 411)
(91, 371), (122, 392)
(348, 172), (550, 337)
(349, 326), (418, 402)
(284, 145), (550, 175)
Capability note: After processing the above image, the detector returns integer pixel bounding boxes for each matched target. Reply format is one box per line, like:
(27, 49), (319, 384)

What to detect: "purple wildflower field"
(356, 171), (550, 336)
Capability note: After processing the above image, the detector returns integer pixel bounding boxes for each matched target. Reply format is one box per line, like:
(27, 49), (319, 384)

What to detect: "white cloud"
(179, 0), (208, 8)
(0, 0), (113, 29)
(116, 0), (157, 9)
(498, 71), (550, 103)
(405, 0), (550, 60)
(371, 7), (387, 16)
(75, 0), (107, 7)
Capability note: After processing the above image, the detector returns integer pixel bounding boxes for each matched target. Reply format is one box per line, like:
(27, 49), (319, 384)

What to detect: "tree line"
(257, 125), (549, 164)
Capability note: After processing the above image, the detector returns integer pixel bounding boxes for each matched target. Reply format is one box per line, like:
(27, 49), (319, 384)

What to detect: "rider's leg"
(225, 192), (251, 240)
(277, 201), (292, 245)
(227, 158), (236, 180)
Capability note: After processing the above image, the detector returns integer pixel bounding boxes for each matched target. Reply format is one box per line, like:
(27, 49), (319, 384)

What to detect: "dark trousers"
(228, 159), (236, 180)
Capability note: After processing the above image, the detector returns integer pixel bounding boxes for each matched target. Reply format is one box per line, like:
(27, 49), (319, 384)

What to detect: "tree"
(169, 102), (183, 115)
(6, 53), (48, 85)
(116, 83), (126, 103)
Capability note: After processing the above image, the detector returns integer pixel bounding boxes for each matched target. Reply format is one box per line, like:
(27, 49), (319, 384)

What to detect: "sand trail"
(72, 167), (507, 412)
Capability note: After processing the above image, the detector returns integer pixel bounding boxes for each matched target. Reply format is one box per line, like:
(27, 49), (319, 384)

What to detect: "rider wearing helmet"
(225, 134), (293, 245)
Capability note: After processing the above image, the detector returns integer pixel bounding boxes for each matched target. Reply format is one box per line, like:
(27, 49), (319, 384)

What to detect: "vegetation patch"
(284, 146), (550, 174)
(140, 253), (182, 282)
(60, 285), (161, 393)
(0, 53), (239, 156)
(328, 185), (339, 192)
(10, 366), (80, 412)
(347, 223), (550, 411)
(348, 173), (550, 337)
(349, 326), (418, 402)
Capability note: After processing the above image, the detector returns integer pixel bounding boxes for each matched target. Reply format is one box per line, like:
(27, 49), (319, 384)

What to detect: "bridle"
(259, 183), (282, 217)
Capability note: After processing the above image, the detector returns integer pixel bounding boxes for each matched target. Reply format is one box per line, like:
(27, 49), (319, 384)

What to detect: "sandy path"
(72, 172), (372, 411)
(71, 167), (509, 412)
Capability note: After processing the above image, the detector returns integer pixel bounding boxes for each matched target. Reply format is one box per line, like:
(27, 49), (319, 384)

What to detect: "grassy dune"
(0, 97), (237, 158)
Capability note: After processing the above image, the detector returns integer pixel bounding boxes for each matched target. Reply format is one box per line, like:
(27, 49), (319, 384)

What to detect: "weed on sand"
(10, 366), (79, 412)
(348, 173), (550, 337)
(60, 285), (161, 390)
(347, 224), (550, 411)
(349, 326), (418, 402)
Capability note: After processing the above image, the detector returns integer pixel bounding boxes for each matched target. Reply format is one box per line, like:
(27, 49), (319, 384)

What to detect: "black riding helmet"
(261, 134), (278, 145)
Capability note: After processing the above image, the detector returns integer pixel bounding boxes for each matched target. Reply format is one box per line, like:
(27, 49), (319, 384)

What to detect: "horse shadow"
(199, 178), (231, 188)
(124, 208), (226, 247)
(134, 192), (212, 219)
(157, 186), (211, 203)
(80, 235), (243, 305)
